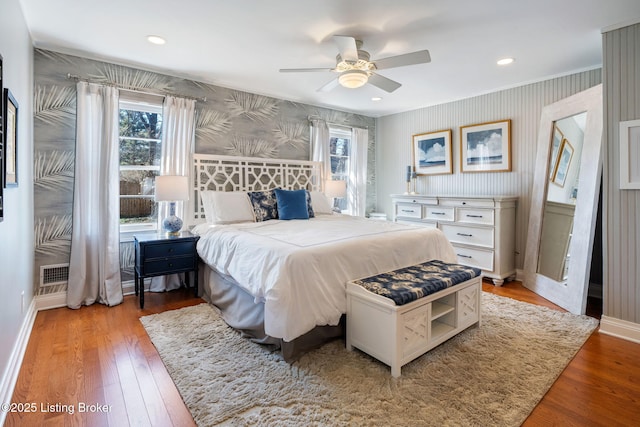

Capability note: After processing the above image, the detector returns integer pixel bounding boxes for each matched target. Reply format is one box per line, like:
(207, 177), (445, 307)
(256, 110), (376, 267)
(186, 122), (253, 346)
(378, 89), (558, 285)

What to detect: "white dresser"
(391, 194), (517, 285)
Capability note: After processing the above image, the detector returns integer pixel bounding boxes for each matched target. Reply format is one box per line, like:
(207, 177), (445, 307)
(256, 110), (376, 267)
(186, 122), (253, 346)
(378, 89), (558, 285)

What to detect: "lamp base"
(162, 202), (183, 236)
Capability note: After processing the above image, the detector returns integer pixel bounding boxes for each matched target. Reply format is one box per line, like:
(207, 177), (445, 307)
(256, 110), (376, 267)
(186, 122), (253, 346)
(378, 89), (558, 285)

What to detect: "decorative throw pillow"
(306, 190), (315, 218)
(274, 188), (310, 220)
(200, 191), (255, 224)
(309, 191), (333, 214)
(247, 189), (279, 222)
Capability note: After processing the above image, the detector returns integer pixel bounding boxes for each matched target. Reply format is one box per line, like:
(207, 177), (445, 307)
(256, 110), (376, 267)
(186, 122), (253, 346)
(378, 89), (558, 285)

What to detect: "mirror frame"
(523, 84), (603, 314)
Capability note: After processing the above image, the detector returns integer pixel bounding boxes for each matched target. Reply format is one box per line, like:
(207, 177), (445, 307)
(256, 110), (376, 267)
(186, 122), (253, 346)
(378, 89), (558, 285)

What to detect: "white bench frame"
(346, 275), (482, 377)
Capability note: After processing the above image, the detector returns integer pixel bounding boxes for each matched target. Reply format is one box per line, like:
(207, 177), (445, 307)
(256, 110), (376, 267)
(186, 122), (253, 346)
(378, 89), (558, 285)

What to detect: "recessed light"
(497, 57), (515, 66)
(147, 35), (166, 45)
(371, 97), (382, 101)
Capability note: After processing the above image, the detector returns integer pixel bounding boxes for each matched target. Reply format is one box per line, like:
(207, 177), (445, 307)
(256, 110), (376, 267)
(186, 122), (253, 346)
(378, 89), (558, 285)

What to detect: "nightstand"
(134, 231), (200, 309)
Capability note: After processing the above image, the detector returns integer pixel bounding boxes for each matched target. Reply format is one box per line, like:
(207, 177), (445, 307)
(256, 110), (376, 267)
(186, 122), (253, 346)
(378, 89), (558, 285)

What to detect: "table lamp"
(155, 175), (189, 236)
(325, 180), (347, 212)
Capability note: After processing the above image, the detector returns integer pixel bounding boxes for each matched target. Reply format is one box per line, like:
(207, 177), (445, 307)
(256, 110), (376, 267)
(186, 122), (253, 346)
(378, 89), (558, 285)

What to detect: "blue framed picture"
(412, 129), (453, 175)
(460, 119), (511, 173)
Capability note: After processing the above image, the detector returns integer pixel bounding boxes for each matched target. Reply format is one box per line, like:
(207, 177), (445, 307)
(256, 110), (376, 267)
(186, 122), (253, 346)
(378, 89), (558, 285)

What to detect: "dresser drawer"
(396, 219), (437, 229)
(439, 198), (495, 208)
(425, 206), (454, 221)
(453, 245), (494, 271)
(142, 256), (196, 276)
(457, 208), (494, 226)
(396, 203), (422, 219)
(440, 224), (494, 248)
(143, 241), (196, 259)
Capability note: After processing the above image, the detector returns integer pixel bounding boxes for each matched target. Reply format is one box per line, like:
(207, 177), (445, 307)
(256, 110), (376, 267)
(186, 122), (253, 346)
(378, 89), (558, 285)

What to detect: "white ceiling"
(18, 0), (640, 117)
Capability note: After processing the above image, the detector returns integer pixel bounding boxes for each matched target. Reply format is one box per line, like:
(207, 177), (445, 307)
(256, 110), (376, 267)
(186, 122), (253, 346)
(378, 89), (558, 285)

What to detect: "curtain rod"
(65, 73), (207, 102)
(307, 115), (368, 130)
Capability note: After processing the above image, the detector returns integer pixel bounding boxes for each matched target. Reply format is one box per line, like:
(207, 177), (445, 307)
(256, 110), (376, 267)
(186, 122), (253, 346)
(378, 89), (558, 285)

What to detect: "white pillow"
(309, 191), (333, 215)
(200, 191), (255, 224)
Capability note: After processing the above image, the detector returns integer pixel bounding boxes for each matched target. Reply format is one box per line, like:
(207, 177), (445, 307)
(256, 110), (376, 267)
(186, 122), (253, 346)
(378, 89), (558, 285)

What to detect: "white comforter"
(193, 215), (457, 342)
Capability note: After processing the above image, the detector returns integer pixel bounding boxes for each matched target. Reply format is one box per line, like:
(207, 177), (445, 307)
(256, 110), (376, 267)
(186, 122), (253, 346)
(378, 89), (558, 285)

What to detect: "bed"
(188, 154), (457, 359)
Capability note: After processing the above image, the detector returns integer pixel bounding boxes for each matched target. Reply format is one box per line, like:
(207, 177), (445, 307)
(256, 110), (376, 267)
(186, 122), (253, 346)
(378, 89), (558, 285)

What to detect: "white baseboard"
(599, 315), (640, 344)
(0, 299), (37, 427)
(35, 291), (67, 311)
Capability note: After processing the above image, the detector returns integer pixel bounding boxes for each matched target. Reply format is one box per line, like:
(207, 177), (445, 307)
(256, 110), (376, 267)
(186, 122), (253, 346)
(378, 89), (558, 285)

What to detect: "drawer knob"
(457, 254), (472, 259)
(457, 232), (473, 237)
(401, 209), (414, 213)
(432, 212), (446, 215)
(462, 202), (467, 205)
(466, 214), (483, 218)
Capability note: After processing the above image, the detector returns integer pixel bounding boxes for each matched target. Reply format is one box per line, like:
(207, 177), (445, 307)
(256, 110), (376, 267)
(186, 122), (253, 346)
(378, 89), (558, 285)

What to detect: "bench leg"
(391, 364), (401, 378)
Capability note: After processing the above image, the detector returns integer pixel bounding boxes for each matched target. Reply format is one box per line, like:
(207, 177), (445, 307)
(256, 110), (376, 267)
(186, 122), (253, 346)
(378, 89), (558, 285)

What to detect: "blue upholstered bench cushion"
(351, 260), (482, 306)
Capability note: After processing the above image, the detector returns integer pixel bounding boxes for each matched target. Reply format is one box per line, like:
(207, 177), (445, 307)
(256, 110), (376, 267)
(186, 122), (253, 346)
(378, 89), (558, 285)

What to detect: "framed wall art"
(549, 125), (564, 179)
(4, 88), (17, 187)
(412, 129), (453, 175)
(552, 139), (574, 187)
(460, 119), (511, 173)
(619, 119), (640, 190)
(0, 53), (4, 221)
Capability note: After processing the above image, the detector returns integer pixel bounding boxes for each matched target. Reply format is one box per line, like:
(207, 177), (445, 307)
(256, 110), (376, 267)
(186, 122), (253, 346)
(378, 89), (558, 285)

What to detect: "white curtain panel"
(67, 82), (123, 309)
(350, 127), (369, 217)
(310, 118), (331, 183)
(150, 95), (196, 292)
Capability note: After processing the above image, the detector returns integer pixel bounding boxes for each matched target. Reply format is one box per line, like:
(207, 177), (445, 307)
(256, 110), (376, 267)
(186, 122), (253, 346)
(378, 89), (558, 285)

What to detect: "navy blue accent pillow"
(306, 190), (315, 218)
(247, 190), (279, 222)
(275, 189), (310, 220)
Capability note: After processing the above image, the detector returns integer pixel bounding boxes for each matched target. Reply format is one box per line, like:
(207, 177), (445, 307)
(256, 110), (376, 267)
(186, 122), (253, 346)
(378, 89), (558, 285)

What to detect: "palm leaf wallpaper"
(33, 48), (376, 295)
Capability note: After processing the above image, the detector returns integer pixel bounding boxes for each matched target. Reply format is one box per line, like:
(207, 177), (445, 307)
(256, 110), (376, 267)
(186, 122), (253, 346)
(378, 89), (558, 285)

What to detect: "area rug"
(140, 293), (599, 426)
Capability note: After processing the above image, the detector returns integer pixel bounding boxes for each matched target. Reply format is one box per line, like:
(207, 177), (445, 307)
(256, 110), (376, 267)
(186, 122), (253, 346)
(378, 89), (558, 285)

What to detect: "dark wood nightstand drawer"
(143, 241), (196, 259)
(142, 256), (196, 276)
(134, 232), (200, 309)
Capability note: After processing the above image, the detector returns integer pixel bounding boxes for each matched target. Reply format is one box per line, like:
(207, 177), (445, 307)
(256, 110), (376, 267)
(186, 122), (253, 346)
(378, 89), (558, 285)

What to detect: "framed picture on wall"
(619, 119), (640, 189)
(0, 53), (4, 221)
(412, 129), (453, 175)
(549, 125), (564, 179)
(552, 139), (574, 187)
(460, 119), (511, 172)
(3, 89), (17, 187)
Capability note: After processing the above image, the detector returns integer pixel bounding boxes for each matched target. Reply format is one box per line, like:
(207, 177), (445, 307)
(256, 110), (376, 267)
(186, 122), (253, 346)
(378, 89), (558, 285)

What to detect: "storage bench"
(346, 260), (482, 377)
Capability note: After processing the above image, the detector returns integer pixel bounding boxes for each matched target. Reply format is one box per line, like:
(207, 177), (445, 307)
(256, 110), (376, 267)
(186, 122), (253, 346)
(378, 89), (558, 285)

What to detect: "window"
(119, 98), (163, 234)
(329, 127), (351, 213)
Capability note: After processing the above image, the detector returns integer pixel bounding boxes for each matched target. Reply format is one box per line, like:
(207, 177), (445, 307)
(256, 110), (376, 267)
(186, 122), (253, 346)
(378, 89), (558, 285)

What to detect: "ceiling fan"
(279, 35), (431, 93)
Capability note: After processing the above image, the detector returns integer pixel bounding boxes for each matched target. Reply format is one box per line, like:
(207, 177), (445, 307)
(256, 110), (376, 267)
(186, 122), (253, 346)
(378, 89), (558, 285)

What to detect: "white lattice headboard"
(189, 154), (323, 225)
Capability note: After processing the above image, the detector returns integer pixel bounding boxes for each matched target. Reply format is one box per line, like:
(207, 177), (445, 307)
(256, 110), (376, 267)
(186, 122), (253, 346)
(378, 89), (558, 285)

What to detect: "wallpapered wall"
(33, 48), (376, 295)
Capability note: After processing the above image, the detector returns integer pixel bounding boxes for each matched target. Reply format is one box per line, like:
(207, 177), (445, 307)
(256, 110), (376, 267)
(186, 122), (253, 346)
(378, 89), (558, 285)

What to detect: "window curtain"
(67, 82), (122, 309)
(150, 95), (197, 292)
(349, 127), (369, 217)
(310, 118), (331, 183)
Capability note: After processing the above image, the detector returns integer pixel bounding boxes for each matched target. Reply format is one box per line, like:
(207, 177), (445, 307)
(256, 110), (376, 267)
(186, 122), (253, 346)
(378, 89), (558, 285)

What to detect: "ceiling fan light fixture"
(338, 70), (369, 89)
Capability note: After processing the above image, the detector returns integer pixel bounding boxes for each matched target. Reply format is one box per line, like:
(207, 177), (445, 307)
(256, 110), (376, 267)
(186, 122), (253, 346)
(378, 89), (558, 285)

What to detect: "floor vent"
(40, 263), (70, 288)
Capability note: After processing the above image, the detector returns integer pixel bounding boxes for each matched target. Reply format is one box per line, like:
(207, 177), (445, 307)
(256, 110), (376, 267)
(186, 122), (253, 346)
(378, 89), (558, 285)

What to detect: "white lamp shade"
(155, 175), (189, 201)
(325, 180), (347, 198)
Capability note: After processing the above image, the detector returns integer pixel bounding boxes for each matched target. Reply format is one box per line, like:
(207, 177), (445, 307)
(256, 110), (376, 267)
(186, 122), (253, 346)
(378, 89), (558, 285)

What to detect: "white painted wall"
(0, 0), (34, 406)
(376, 70), (601, 270)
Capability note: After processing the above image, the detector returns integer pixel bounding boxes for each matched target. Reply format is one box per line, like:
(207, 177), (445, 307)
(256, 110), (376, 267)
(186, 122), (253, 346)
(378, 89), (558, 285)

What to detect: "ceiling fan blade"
(279, 67), (334, 73)
(368, 73), (402, 93)
(373, 50), (431, 70)
(333, 35), (359, 62)
(317, 78), (341, 92)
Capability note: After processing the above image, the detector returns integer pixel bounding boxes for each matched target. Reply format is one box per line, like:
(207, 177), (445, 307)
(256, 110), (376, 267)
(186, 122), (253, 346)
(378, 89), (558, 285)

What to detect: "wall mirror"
(523, 84), (603, 314)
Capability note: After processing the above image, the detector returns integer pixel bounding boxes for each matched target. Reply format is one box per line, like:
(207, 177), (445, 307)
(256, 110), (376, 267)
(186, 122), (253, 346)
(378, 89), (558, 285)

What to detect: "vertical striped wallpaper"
(375, 69), (602, 270)
(603, 23), (640, 323)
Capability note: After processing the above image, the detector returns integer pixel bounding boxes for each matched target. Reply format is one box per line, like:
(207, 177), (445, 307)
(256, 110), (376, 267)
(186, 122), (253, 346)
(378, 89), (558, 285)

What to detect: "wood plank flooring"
(5, 282), (640, 426)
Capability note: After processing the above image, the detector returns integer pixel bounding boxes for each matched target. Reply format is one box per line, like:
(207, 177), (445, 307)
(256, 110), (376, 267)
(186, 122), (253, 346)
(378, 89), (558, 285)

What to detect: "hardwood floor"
(6, 282), (640, 426)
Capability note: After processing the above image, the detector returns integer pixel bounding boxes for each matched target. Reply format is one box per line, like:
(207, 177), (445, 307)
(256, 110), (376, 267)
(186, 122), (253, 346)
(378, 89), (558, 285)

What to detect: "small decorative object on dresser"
(391, 194), (517, 285)
(134, 232), (200, 308)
